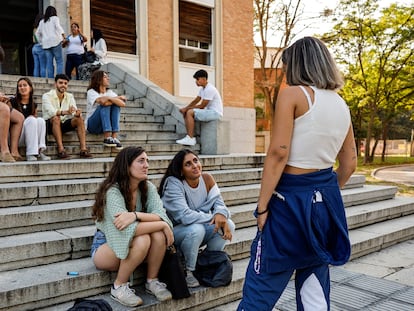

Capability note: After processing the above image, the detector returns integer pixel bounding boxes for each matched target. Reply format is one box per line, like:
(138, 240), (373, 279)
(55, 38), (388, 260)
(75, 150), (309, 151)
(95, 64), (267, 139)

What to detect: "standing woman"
(10, 77), (50, 161)
(158, 149), (235, 288)
(36, 6), (65, 78)
(64, 22), (88, 80)
(237, 37), (357, 311)
(91, 147), (173, 307)
(85, 70), (125, 149)
(78, 28), (107, 81)
(32, 13), (46, 78)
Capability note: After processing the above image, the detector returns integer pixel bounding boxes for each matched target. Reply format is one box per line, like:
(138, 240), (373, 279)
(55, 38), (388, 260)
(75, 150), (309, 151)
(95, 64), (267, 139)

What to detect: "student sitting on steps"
(42, 74), (93, 159)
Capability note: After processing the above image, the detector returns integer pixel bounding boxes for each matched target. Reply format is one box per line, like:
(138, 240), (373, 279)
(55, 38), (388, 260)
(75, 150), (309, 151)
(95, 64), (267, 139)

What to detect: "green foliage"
(322, 0), (414, 162)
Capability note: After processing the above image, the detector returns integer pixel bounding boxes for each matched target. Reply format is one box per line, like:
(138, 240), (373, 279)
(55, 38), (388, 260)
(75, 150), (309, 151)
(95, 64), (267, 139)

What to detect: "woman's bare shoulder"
(202, 173), (216, 191)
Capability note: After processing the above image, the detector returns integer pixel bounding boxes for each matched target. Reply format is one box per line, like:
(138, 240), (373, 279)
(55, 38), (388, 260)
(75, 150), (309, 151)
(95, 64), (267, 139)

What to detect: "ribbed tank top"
(183, 176), (208, 208)
(286, 86), (351, 169)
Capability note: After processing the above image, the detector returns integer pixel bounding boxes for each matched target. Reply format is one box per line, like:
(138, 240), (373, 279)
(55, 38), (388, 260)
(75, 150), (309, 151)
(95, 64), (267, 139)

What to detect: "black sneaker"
(113, 138), (123, 150)
(103, 137), (116, 147)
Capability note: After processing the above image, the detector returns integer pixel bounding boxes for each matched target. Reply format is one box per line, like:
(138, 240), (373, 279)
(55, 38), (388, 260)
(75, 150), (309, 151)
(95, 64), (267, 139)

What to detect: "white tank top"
(286, 86), (351, 169)
(183, 176), (208, 208)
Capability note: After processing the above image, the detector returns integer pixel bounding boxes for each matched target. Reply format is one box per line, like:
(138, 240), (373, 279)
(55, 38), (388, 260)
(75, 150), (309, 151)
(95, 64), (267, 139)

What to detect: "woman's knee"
(149, 231), (167, 250)
(11, 110), (24, 124)
(130, 234), (151, 252)
(93, 244), (120, 271)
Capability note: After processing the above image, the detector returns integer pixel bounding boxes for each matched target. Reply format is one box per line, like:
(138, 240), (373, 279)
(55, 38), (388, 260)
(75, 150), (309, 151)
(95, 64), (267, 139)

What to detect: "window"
(90, 0), (136, 54)
(179, 1), (212, 65)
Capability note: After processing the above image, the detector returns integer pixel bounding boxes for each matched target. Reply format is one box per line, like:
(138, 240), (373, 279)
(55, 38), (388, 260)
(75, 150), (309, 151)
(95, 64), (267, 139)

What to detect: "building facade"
(70, 0), (256, 153)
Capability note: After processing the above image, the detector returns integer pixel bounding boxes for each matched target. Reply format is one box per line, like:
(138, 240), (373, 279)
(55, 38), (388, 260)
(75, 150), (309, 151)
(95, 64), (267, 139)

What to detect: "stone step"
(0, 257), (250, 311)
(3, 192), (413, 272)
(349, 213), (414, 259)
(0, 176), (393, 209)
(0, 167), (264, 207)
(2, 187), (408, 239)
(0, 224), (255, 272)
(0, 154), (266, 182)
(3, 214), (414, 311)
(346, 196), (414, 229)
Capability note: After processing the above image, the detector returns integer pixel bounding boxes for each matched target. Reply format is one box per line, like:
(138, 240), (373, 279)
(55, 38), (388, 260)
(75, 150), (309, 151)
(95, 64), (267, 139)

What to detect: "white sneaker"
(113, 137), (123, 150)
(176, 135), (196, 146)
(26, 155), (37, 161)
(186, 270), (200, 288)
(38, 153), (51, 161)
(110, 283), (143, 307)
(145, 279), (172, 301)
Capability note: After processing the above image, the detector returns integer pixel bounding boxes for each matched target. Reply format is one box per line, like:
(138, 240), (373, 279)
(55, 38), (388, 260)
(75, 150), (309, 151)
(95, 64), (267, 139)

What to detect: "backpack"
(193, 250), (233, 288)
(67, 298), (112, 311)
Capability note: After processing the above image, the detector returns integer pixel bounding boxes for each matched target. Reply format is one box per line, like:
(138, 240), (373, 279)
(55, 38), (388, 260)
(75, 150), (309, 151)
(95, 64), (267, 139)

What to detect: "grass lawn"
(354, 156), (414, 196)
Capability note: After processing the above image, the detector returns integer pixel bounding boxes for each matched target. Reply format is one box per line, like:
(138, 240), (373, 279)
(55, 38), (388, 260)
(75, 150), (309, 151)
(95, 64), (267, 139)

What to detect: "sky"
(257, 0), (412, 46)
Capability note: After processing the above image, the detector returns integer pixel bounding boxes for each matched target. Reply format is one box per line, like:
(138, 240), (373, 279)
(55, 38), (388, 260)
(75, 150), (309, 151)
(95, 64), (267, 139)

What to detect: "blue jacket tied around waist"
(253, 167), (351, 274)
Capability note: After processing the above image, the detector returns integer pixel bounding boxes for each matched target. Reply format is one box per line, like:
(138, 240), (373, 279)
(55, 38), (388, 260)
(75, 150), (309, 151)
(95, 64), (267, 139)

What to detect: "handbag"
(83, 51), (98, 63)
(159, 245), (191, 299)
(193, 249), (233, 287)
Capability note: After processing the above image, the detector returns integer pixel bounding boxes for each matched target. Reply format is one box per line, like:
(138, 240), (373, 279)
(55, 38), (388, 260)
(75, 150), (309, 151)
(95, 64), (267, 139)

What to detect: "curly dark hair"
(92, 146), (149, 221)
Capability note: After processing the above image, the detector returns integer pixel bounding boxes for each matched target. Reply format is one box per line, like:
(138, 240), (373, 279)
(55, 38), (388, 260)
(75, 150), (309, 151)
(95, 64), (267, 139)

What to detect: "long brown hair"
(87, 70), (106, 93)
(11, 77), (36, 116)
(92, 147), (149, 221)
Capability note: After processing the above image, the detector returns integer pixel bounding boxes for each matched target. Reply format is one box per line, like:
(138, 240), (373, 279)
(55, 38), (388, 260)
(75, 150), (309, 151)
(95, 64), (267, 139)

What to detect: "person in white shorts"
(176, 69), (223, 146)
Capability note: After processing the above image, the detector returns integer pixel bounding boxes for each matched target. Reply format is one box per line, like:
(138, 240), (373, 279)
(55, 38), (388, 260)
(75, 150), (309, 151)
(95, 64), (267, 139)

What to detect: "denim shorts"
(90, 230), (107, 258)
(194, 109), (221, 122)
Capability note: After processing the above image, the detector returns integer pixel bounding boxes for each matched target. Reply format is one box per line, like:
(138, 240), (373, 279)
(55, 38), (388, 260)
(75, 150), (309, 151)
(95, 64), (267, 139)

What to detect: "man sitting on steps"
(176, 69), (223, 146)
(42, 74), (93, 159)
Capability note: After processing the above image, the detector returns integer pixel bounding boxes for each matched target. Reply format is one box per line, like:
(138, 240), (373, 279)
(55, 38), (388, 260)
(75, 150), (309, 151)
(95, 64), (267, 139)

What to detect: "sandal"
(1, 152), (16, 162)
(12, 154), (24, 161)
(57, 150), (70, 159)
(80, 149), (93, 159)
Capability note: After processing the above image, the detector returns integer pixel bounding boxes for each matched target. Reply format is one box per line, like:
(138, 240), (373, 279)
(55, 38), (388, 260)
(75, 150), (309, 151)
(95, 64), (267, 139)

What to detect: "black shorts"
(46, 118), (75, 134)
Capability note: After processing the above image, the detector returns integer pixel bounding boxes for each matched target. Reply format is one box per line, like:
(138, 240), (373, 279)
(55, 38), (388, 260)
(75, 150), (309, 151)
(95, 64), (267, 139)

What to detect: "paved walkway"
(373, 164), (414, 186)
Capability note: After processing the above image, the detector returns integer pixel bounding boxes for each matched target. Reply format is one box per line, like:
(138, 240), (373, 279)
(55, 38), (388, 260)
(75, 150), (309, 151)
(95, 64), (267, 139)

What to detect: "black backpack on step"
(67, 298), (112, 311)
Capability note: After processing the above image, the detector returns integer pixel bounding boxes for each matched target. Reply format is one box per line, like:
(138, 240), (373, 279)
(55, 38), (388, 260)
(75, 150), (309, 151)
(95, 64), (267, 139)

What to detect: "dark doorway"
(0, 0), (42, 75)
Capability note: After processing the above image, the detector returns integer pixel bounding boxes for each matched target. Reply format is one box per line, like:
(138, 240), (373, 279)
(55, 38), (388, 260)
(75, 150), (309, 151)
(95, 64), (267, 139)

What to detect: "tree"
(322, 0), (414, 163)
(254, 0), (304, 125)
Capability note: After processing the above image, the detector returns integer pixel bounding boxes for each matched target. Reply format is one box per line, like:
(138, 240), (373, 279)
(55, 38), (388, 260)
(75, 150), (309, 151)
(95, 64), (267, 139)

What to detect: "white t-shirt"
(85, 88), (118, 127)
(66, 35), (85, 55)
(198, 83), (223, 116)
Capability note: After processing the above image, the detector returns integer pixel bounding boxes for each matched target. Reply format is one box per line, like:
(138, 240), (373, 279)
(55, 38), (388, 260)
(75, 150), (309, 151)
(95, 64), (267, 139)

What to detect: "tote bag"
(159, 245), (191, 299)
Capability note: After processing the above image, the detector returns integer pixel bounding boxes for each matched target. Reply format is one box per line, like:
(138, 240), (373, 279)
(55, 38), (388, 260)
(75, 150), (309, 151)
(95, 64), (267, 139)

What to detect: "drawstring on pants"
(254, 231), (262, 274)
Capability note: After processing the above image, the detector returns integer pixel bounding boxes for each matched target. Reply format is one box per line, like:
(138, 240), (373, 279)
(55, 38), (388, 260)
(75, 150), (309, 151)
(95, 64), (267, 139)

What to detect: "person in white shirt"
(64, 22), (88, 80)
(176, 69), (223, 146)
(42, 74), (92, 159)
(78, 29), (107, 81)
(35, 6), (65, 78)
(85, 70), (126, 150)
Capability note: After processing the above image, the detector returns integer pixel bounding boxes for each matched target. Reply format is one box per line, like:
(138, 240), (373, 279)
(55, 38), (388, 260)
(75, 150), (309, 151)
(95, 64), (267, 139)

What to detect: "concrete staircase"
(1, 73), (414, 310)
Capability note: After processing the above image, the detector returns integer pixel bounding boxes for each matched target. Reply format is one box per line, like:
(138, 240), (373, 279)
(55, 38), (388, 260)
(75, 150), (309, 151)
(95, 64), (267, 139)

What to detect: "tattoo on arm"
(280, 145), (288, 149)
